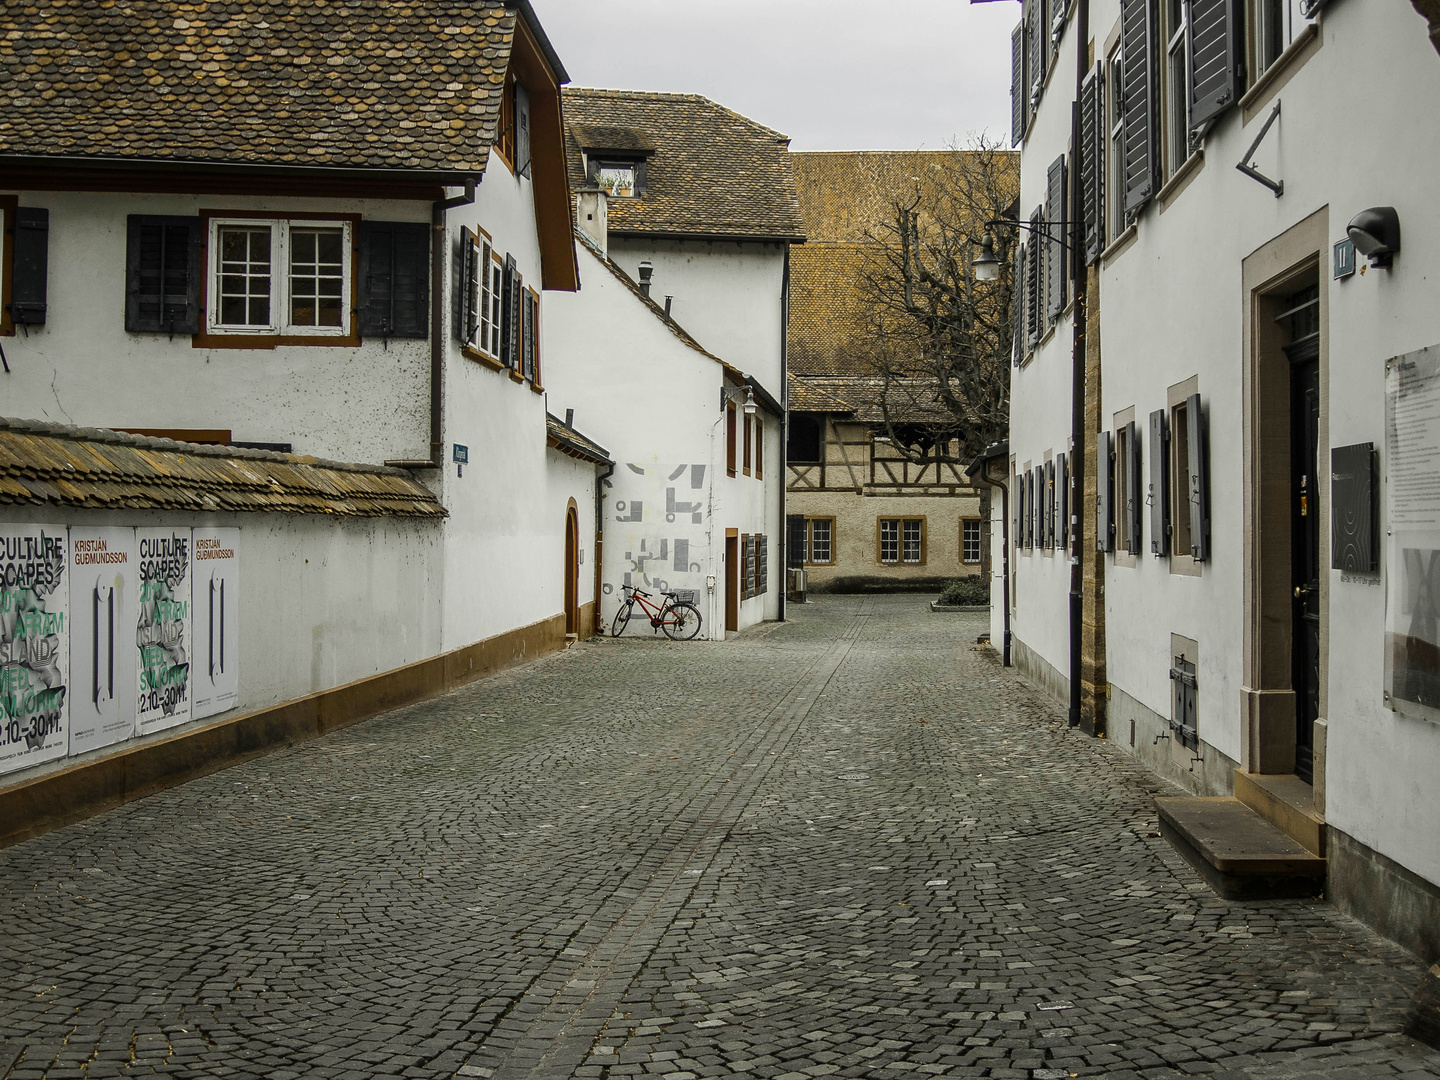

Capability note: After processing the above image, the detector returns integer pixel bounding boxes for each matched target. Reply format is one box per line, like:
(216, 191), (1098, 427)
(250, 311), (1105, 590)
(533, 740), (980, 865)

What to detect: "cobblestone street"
(2, 596), (1437, 1080)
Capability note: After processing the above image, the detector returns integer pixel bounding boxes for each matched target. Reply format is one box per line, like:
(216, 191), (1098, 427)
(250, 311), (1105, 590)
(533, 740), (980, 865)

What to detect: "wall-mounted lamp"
(1347, 207), (1401, 269)
(972, 235), (1001, 282)
(742, 387), (757, 417)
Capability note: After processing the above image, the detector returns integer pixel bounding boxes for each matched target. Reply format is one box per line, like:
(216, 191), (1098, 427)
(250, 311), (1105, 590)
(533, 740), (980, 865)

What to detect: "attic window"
(588, 157), (646, 198)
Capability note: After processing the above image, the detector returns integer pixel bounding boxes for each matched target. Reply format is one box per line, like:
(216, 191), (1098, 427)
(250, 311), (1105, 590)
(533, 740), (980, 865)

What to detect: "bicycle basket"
(667, 589), (698, 604)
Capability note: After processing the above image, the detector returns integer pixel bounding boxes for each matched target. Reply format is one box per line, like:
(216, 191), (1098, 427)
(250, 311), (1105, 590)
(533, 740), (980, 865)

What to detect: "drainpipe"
(594, 457), (614, 635)
(777, 244), (790, 622)
(1067, 0), (1090, 728)
(397, 179), (476, 470)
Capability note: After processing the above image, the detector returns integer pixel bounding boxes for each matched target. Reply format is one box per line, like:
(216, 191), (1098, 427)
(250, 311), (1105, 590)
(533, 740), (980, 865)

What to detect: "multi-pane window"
(1106, 49), (1127, 241)
(463, 230), (497, 358)
(879, 518), (925, 565)
(1254, 0), (1308, 74)
(217, 226), (272, 327)
(289, 228), (345, 328)
(1164, 0), (1192, 177)
(962, 519), (982, 564)
(489, 257), (503, 356)
(210, 219), (351, 335)
(805, 518), (834, 565)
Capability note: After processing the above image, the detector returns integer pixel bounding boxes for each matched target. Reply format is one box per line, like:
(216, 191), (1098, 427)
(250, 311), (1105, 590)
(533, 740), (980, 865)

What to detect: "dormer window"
(573, 124), (656, 200)
(590, 157), (644, 198)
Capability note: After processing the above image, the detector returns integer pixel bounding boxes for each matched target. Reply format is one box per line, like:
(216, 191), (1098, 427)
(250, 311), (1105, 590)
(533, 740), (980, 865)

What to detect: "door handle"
(1294, 585), (1311, 598)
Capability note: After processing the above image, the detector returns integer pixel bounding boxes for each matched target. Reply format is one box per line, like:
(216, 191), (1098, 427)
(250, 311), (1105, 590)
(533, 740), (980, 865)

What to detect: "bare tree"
(855, 136), (1020, 576)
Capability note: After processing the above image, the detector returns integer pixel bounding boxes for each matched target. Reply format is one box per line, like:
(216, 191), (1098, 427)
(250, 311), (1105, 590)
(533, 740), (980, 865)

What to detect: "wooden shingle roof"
(0, 0), (521, 176)
(0, 419), (446, 519)
(562, 89), (806, 242)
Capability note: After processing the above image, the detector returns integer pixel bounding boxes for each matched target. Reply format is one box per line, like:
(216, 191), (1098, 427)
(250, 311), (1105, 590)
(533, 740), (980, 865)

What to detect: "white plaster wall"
(0, 190), (432, 464)
(0, 504), (443, 784)
(1012, 2), (1440, 882)
(543, 242), (780, 638)
(606, 237), (788, 398)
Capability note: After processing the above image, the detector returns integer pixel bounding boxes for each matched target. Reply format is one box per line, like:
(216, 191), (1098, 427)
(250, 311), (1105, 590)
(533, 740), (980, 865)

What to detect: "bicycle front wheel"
(661, 601), (703, 641)
(611, 600), (633, 637)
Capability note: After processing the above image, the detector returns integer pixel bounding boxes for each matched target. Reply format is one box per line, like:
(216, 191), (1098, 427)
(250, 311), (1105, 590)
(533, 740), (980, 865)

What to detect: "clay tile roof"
(0, 0), (519, 176)
(571, 125), (655, 155)
(546, 414), (612, 467)
(562, 88), (806, 242)
(786, 376), (956, 425)
(0, 417), (447, 519)
(788, 151), (984, 377)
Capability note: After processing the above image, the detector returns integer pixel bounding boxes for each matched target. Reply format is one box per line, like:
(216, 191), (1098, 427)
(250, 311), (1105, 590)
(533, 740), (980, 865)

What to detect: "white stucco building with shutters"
(999, 0), (1440, 961)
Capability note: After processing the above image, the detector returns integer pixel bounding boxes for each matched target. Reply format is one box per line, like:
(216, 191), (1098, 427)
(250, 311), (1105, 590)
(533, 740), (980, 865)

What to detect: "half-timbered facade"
(786, 153), (987, 593)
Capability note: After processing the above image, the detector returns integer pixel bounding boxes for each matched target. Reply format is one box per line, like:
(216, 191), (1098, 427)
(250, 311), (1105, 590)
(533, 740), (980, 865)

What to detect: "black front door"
(1289, 351), (1321, 785)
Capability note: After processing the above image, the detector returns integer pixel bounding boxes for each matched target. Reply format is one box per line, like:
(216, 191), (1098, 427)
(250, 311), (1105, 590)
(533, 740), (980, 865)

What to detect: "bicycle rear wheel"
(661, 601), (703, 641)
(611, 600), (633, 637)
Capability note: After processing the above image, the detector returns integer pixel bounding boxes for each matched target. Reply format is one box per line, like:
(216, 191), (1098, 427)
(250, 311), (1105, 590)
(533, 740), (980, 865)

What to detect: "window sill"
(193, 331), (359, 350)
(529, 381), (545, 395)
(1241, 20), (1321, 124)
(1157, 149), (1205, 213)
(1169, 553), (1203, 578)
(1100, 222), (1139, 266)
(508, 369), (526, 384)
(462, 346), (505, 372)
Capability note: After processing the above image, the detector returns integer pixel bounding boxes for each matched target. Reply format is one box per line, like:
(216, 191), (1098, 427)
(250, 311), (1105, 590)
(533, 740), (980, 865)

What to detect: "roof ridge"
(564, 86), (790, 142)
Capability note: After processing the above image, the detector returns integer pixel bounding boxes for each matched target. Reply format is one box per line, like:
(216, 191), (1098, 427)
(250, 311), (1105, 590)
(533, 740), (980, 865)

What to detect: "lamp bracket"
(986, 217), (1074, 254)
(1236, 101), (1283, 198)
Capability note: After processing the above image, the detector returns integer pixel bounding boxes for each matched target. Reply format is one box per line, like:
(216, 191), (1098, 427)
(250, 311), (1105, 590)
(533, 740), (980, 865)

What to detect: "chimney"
(564, 408), (574, 428)
(663, 295), (673, 319)
(638, 260), (654, 298)
(576, 187), (608, 257)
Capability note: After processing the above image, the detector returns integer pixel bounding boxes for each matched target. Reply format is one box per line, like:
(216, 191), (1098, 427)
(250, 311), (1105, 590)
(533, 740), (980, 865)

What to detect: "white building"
(1001, 0), (1440, 959)
(545, 90), (804, 635)
(0, 0), (611, 824)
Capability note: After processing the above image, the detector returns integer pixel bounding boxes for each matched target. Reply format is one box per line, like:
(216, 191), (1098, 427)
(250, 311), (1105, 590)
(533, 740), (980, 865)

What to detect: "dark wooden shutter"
(1045, 156), (1067, 322)
(1026, 208), (1043, 345)
(1012, 241), (1026, 364)
(1024, 470), (1034, 548)
(1148, 408), (1169, 556)
(1188, 0), (1243, 132)
(10, 207), (49, 326)
(1028, 0), (1047, 104)
(458, 229), (477, 345)
(1127, 420), (1143, 553)
(516, 83), (532, 178)
(358, 221), (429, 339)
(1097, 432), (1113, 552)
(1058, 452), (1069, 549)
(500, 254), (518, 367)
(758, 535), (768, 595)
(522, 290), (536, 381)
(1186, 393), (1210, 560)
(1120, 0), (1158, 214)
(1046, 459), (1057, 547)
(1080, 65), (1106, 263)
(1011, 21), (1028, 147)
(125, 215), (201, 333)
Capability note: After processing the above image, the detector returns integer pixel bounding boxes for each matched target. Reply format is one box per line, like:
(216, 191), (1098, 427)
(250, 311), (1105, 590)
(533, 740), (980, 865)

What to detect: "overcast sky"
(530, 0), (1019, 153)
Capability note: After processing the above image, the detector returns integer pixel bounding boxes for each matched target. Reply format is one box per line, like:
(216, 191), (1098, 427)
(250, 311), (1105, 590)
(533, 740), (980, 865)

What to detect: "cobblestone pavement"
(3, 595), (1439, 1080)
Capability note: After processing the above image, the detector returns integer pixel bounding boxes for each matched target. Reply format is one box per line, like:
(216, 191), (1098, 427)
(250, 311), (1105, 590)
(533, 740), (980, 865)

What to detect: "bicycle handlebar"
(623, 585), (651, 598)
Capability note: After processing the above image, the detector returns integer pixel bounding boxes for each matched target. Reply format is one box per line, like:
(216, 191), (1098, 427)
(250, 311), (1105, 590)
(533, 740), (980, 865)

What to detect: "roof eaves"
(510, 0), (570, 84)
(546, 414), (612, 466)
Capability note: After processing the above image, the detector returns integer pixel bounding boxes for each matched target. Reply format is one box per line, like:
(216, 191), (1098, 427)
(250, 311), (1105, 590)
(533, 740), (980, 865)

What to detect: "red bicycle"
(611, 585), (703, 640)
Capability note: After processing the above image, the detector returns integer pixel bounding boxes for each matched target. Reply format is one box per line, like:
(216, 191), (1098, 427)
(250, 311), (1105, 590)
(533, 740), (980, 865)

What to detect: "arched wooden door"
(564, 505), (580, 636)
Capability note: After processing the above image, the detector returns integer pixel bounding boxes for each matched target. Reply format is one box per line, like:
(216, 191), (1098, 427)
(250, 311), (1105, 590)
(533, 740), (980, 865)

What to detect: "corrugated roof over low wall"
(0, 418), (446, 519)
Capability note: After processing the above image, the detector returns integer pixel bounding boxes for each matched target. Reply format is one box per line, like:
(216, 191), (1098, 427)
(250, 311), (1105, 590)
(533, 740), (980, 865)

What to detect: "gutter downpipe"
(426, 178), (477, 467)
(778, 244), (790, 622)
(595, 458), (615, 635)
(1068, 0), (1090, 729)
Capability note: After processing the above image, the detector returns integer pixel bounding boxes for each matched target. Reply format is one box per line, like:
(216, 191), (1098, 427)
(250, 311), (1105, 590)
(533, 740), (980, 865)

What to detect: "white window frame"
(1164, 0), (1193, 177)
(207, 218), (353, 337)
(806, 518), (834, 566)
(1106, 47), (1127, 241)
(1253, 0), (1309, 75)
(962, 518), (982, 564)
(463, 229), (499, 359)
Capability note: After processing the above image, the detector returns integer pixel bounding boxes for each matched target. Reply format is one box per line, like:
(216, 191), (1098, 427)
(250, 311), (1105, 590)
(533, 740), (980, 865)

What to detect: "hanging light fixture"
(972, 234), (1001, 282)
(742, 387), (758, 416)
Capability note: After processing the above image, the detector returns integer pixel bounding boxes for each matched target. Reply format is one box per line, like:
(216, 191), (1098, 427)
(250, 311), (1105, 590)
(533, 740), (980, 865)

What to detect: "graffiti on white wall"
(0, 525), (70, 775)
(604, 462), (710, 618)
(69, 526), (139, 756)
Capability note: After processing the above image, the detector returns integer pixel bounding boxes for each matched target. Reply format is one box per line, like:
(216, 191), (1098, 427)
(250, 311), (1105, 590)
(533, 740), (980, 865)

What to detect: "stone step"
(1156, 796), (1326, 900)
(1233, 769), (1326, 856)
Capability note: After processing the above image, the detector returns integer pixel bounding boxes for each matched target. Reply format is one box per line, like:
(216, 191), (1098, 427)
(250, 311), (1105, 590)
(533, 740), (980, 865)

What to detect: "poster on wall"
(0, 525), (70, 776)
(192, 528), (239, 720)
(135, 528), (193, 735)
(1384, 344), (1440, 722)
(68, 527), (139, 756)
